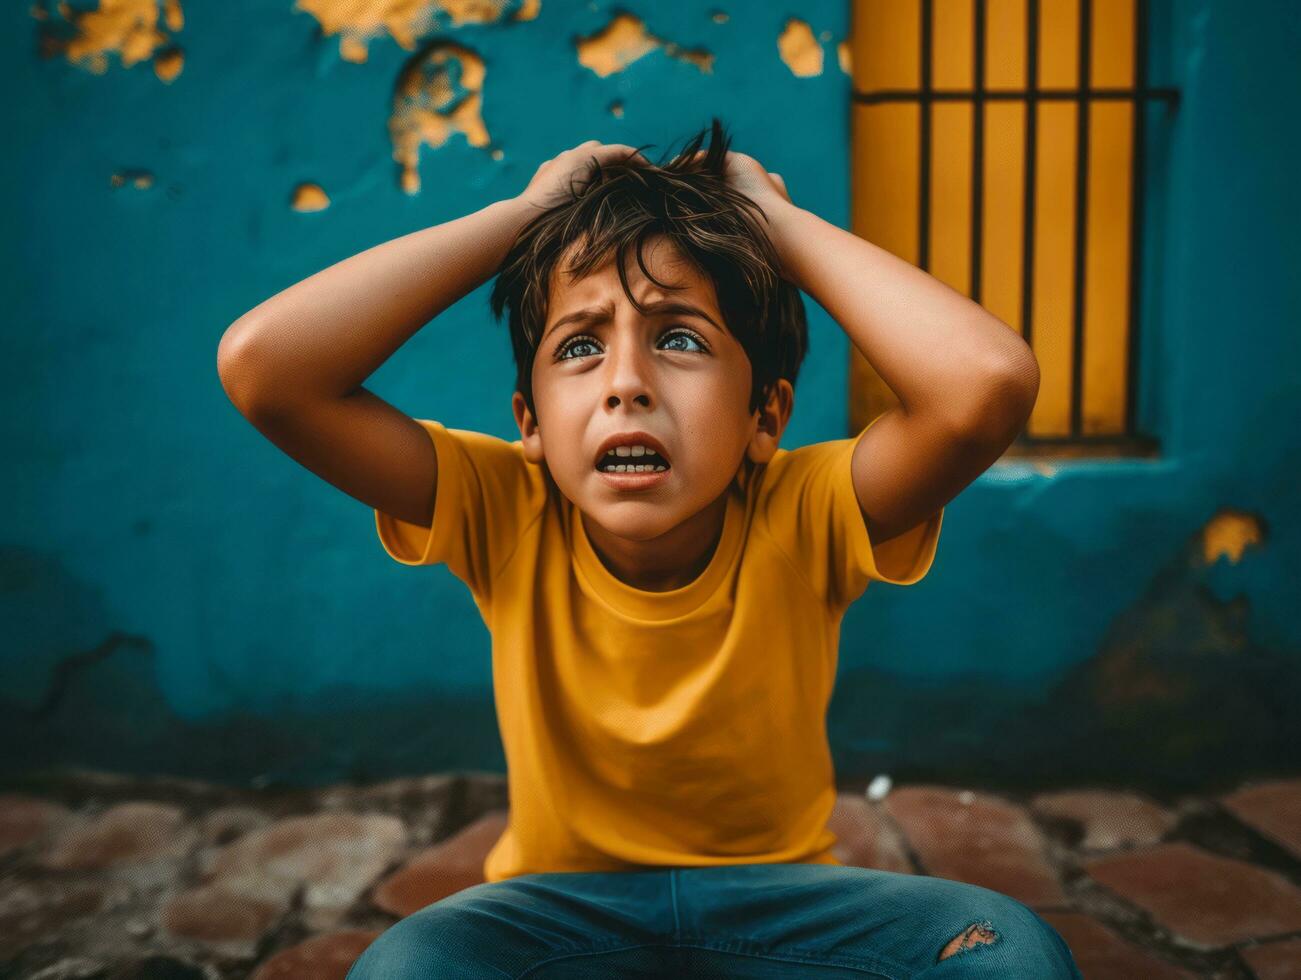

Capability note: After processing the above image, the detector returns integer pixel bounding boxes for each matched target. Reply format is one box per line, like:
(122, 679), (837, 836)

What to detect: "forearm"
(765, 201), (1038, 434)
(218, 194), (538, 406)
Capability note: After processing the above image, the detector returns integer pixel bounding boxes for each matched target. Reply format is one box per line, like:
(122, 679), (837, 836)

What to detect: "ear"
(512, 391), (546, 465)
(746, 378), (794, 465)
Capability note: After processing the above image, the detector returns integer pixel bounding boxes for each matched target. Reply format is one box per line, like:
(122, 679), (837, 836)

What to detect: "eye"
(553, 327), (710, 361)
(554, 334), (600, 361)
(660, 328), (709, 353)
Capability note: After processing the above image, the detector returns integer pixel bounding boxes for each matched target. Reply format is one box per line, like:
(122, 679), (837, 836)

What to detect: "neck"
(582, 489), (731, 592)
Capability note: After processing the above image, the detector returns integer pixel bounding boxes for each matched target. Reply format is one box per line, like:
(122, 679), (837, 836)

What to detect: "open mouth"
(595, 450), (672, 474)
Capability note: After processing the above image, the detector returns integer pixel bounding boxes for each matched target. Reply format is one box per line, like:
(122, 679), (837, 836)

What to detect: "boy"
(218, 121), (1079, 977)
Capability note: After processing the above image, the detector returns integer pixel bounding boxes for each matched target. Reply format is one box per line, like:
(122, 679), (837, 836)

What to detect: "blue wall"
(4, 0), (1297, 794)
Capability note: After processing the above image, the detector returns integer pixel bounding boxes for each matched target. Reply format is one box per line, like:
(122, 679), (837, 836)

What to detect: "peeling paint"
(609, 99), (624, 118)
(575, 12), (713, 78)
(1201, 509), (1266, 565)
(389, 42), (490, 194)
(778, 18), (822, 77)
(34, 0), (183, 79)
(296, 0), (531, 64)
(710, 10), (727, 24)
(152, 45), (181, 82)
(291, 183), (330, 212)
(109, 169), (152, 189)
(837, 39), (850, 75)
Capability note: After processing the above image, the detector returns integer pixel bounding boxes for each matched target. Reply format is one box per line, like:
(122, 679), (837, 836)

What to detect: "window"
(849, 0), (1178, 457)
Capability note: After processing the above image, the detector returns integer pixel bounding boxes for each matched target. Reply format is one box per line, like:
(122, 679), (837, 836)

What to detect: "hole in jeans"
(937, 920), (998, 962)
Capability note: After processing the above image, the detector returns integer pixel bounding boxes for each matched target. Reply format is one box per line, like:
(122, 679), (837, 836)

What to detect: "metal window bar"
(852, 0), (1179, 455)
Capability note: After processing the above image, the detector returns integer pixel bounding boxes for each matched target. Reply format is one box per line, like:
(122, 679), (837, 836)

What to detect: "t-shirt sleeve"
(758, 418), (944, 608)
(373, 420), (545, 603)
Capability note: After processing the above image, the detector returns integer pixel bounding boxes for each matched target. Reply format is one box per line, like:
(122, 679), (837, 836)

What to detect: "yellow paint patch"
(575, 12), (713, 78)
(1201, 510), (1265, 565)
(35, 0), (184, 78)
(153, 45), (181, 82)
(291, 183), (331, 212)
(778, 18), (822, 77)
(389, 42), (490, 194)
(837, 39), (850, 75)
(110, 169), (152, 189)
(296, 0), (521, 64)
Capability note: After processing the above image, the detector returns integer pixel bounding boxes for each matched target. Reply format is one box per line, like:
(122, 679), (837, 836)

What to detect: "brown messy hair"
(489, 118), (809, 424)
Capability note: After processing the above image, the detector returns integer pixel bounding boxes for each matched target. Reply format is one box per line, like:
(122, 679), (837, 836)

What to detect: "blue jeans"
(346, 862), (1083, 978)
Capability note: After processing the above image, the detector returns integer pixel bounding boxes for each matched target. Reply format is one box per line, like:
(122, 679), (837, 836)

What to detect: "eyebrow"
(541, 299), (723, 345)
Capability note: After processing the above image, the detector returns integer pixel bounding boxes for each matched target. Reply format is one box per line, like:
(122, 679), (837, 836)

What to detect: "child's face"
(512, 234), (790, 543)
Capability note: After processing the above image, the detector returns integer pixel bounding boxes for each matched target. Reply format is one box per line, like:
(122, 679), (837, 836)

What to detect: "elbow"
(959, 352), (1040, 444)
(217, 320), (271, 416)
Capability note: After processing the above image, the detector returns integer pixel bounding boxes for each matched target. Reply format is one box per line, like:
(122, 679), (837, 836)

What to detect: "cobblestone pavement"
(1, 769), (1298, 979)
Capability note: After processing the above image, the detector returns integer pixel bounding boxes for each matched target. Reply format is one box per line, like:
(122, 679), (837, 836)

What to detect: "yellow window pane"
(1091, 0), (1135, 87)
(933, 0), (973, 90)
(1083, 100), (1134, 434)
(981, 101), (1026, 333)
(930, 102), (973, 295)
(853, 0), (920, 91)
(985, 0), (1027, 89)
(1029, 101), (1077, 438)
(852, 103), (921, 264)
(1038, 0), (1079, 88)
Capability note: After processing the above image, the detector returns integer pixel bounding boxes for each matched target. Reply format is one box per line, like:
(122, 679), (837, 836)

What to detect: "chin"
(583, 499), (683, 539)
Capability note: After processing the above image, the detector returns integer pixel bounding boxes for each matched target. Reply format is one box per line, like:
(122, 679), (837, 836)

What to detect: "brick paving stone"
(1220, 778), (1301, 861)
(202, 811), (407, 931)
(884, 786), (1066, 907)
(826, 793), (914, 874)
(0, 878), (108, 959)
(1240, 937), (1301, 980)
(250, 929), (384, 980)
(23, 957), (107, 979)
(1082, 841), (1301, 949)
(197, 805), (271, 847)
(39, 801), (193, 871)
(373, 809), (508, 917)
(0, 794), (74, 859)
(160, 883), (285, 955)
(1039, 910), (1198, 979)
(1030, 789), (1176, 850)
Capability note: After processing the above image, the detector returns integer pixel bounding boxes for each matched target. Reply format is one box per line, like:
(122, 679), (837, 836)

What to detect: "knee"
(938, 918), (998, 960)
(345, 911), (457, 980)
(934, 890), (1076, 977)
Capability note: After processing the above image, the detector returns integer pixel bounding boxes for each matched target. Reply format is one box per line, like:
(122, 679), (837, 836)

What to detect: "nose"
(602, 335), (654, 410)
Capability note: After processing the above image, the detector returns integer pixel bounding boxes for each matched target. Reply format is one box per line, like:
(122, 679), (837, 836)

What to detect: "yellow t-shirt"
(374, 415), (944, 883)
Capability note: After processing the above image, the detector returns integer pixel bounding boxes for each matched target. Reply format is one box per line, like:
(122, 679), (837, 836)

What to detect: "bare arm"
(216, 196), (537, 528)
(764, 201), (1038, 435)
(720, 151), (1039, 549)
(217, 140), (648, 529)
(217, 196), (536, 408)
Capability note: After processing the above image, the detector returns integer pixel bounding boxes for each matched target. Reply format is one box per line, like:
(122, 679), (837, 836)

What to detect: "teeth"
(604, 464), (667, 473)
(607, 445), (652, 457)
